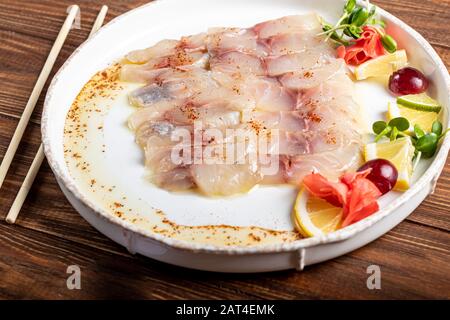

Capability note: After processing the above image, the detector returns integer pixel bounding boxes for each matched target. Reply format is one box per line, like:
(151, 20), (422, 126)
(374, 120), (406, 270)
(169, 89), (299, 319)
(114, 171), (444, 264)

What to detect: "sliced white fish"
(266, 33), (329, 55)
(266, 48), (335, 76)
(121, 14), (363, 195)
(206, 28), (260, 54)
(280, 59), (345, 90)
(253, 13), (322, 39)
(126, 33), (207, 64)
(209, 51), (265, 76)
(164, 103), (241, 128)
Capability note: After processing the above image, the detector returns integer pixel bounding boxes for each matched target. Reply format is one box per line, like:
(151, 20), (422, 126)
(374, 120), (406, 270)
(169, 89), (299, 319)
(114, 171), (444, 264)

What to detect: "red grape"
(389, 67), (429, 95)
(358, 159), (398, 195)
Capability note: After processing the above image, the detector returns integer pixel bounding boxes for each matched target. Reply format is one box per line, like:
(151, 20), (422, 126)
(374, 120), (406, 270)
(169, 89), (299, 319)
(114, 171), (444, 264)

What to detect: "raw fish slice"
(206, 28), (260, 54)
(140, 50), (206, 70)
(144, 135), (181, 173)
(127, 70), (256, 113)
(120, 65), (169, 83)
(120, 64), (211, 84)
(128, 102), (179, 130)
(136, 120), (251, 154)
(264, 127), (360, 156)
(242, 107), (361, 158)
(126, 39), (179, 64)
(266, 33), (329, 55)
(280, 59), (344, 90)
(190, 125), (264, 196)
(241, 110), (307, 132)
(128, 84), (172, 107)
(296, 74), (354, 107)
(283, 142), (362, 183)
(264, 130), (311, 156)
(295, 73), (361, 130)
(298, 100), (362, 133)
(137, 143), (197, 190)
(209, 72), (258, 110)
(132, 114), (193, 149)
(134, 121), (192, 149)
(178, 33), (208, 52)
(266, 49), (335, 76)
(127, 67), (223, 106)
(149, 168), (195, 191)
(297, 73), (356, 110)
(120, 51), (207, 83)
(243, 76), (295, 111)
(198, 123), (261, 149)
(253, 13), (322, 39)
(126, 33), (207, 64)
(260, 166), (286, 184)
(209, 51), (266, 76)
(164, 103), (241, 128)
(255, 87), (295, 112)
(153, 70), (258, 111)
(191, 162), (262, 196)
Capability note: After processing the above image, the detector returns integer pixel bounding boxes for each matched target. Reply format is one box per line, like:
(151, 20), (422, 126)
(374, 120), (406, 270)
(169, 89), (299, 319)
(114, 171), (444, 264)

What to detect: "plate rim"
(41, 0), (450, 254)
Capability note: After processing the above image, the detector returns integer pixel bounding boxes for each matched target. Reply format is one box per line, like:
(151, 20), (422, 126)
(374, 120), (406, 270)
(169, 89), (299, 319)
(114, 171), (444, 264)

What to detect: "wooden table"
(0, 0), (449, 300)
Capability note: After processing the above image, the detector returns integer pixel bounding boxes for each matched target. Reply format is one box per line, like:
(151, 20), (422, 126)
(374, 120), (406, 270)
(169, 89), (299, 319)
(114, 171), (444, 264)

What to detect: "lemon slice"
(294, 188), (343, 237)
(388, 101), (439, 132)
(397, 93), (442, 113)
(354, 50), (408, 80)
(364, 138), (415, 191)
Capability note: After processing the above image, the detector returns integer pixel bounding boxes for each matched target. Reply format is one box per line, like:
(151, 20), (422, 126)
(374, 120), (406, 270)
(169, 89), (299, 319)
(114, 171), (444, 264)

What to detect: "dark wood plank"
(0, 0), (148, 121)
(375, 0), (450, 48)
(0, 0), (449, 299)
(0, 219), (448, 299)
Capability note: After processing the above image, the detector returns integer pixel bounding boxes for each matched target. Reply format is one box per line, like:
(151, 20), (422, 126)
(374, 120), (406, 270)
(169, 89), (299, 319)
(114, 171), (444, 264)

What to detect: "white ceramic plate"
(42, 0), (450, 272)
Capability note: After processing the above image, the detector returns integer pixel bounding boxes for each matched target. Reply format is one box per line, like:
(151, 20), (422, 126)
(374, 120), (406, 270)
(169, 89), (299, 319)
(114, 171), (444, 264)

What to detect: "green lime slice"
(397, 93), (441, 113)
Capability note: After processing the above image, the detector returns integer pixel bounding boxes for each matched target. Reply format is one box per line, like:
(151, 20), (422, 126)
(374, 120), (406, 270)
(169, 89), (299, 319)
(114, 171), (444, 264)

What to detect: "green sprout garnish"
(320, 0), (396, 52)
(372, 117), (410, 142)
(373, 119), (450, 160)
(380, 34), (397, 53)
(413, 121), (450, 158)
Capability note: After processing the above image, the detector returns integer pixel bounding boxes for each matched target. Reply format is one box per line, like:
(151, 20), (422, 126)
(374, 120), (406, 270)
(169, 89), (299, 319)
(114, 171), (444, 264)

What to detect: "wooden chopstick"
(5, 6), (109, 224)
(89, 5), (109, 38)
(0, 5), (80, 190)
(6, 145), (45, 224)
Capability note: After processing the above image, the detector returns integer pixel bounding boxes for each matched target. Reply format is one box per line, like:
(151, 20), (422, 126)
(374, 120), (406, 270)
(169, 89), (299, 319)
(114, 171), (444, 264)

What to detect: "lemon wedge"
(364, 138), (415, 191)
(387, 101), (439, 132)
(294, 188), (343, 237)
(397, 93), (442, 113)
(354, 50), (408, 80)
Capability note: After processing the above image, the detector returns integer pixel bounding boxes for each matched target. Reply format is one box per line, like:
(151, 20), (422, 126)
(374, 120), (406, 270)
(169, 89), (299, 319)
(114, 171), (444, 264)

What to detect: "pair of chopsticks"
(1, 5), (109, 224)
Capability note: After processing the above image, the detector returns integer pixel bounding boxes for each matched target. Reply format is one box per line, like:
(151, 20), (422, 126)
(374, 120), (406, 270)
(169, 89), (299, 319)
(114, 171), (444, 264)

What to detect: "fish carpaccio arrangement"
(66, 0), (446, 238)
(121, 13), (363, 196)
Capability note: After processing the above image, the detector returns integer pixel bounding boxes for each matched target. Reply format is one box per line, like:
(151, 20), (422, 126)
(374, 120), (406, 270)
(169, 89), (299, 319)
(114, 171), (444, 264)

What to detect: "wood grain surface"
(0, 0), (449, 300)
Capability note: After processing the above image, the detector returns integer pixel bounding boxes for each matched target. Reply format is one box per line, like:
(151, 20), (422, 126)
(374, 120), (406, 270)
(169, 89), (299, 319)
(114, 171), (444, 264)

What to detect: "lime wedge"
(387, 102), (439, 132)
(397, 93), (441, 113)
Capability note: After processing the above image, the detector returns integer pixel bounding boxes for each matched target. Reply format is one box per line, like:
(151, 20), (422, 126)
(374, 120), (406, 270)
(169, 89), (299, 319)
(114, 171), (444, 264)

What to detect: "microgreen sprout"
(321, 0), (381, 42)
(373, 26), (398, 53)
(372, 117), (410, 142)
(413, 121), (450, 158)
(320, 0), (396, 52)
(381, 34), (397, 53)
(373, 118), (448, 165)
